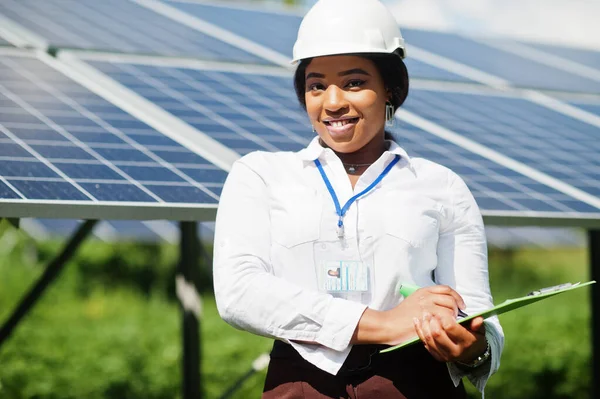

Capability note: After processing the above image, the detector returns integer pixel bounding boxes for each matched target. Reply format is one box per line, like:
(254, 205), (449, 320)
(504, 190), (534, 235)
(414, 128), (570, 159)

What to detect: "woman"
(214, 0), (504, 397)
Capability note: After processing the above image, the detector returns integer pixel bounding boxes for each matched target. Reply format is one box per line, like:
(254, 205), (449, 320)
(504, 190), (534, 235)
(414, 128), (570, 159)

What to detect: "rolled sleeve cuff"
(316, 298), (367, 351)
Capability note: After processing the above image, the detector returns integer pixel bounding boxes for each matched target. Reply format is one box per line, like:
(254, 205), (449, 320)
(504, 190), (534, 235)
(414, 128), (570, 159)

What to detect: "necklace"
(342, 162), (373, 174)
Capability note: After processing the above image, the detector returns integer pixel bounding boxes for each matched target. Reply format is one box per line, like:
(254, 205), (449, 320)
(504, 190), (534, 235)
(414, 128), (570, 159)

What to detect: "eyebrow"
(338, 68), (371, 77)
(305, 68), (371, 80)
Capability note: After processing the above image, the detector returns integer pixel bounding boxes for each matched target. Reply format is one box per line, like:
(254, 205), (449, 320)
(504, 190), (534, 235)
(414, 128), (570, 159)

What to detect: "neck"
(334, 134), (387, 168)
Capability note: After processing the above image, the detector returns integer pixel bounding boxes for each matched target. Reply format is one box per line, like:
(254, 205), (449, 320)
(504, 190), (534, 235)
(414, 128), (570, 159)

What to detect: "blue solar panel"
(524, 41), (600, 71)
(165, 0), (302, 57)
(0, 0), (267, 64)
(0, 54), (226, 205)
(569, 101), (600, 116)
(86, 59), (598, 215)
(403, 90), (600, 197)
(390, 123), (598, 214)
(89, 60), (311, 155)
(164, 1), (472, 83)
(403, 29), (600, 93)
(404, 58), (475, 83)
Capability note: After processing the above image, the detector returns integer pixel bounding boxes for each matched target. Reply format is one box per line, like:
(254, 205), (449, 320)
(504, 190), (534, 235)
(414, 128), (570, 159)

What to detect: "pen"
(399, 283), (469, 318)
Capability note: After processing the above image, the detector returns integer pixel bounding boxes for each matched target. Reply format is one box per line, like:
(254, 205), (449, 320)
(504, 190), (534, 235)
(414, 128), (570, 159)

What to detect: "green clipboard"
(380, 280), (596, 353)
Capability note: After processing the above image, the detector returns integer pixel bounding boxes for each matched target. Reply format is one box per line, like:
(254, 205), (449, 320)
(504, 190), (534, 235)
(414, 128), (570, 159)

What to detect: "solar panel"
(568, 101), (600, 116)
(164, 0), (302, 57)
(403, 28), (600, 93)
(0, 0), (268, 64)
(403, 89), (600, 197)
(523, 41), (600, 71)
(75, 57), (600, 220)
(0, 52), (228, 220)
(162, 1), (474, 83)
(391, 123), (598, 214)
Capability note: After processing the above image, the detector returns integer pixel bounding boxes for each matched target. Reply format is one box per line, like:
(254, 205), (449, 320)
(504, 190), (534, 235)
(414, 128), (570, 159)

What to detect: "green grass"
(0, 225), (593, 398)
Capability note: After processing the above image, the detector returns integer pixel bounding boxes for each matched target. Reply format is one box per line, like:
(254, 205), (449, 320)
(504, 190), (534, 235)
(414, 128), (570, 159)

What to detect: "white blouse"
(213, 137), (504, 393)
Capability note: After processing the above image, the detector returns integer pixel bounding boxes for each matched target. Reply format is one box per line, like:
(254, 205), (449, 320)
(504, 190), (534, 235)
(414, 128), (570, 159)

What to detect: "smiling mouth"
(323, 117), (359, 127)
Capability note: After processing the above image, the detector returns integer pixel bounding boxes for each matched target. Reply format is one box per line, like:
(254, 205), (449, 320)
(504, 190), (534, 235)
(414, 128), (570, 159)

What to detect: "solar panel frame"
(0, 49), (227, 221)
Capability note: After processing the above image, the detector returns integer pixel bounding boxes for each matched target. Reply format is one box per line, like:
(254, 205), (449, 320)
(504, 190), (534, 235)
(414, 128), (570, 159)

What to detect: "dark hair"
(293, 53), (409, 141)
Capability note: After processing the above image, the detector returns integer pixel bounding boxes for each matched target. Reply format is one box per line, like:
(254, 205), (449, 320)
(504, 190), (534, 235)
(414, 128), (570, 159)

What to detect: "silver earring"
(385, 102), (395, 127)
(312, 125), (316, 132)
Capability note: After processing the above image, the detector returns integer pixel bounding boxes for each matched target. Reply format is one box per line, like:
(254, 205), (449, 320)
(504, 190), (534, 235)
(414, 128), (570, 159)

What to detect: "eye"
(346, 79), (365, 89)
(308, 82), (325, 91)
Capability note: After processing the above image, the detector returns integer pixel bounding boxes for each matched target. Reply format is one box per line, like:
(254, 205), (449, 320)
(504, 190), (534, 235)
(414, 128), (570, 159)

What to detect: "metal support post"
(589, 230), (600, 399)
(178, 221), (202, 399)
(0, 219), (97, 347)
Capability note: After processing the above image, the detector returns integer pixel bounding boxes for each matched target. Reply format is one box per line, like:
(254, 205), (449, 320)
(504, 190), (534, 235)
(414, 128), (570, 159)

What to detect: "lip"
(322, 116), (359, 138)
(322, 116), (360, 123)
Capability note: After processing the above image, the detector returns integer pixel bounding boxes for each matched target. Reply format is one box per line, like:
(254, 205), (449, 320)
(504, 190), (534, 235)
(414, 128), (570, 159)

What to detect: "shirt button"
(321, 243), (327, 250)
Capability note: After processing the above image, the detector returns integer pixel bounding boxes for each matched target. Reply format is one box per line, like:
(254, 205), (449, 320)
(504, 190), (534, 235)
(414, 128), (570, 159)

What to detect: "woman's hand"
(414, 313), (488, 364)
(351, 285), (466, 346)
(379, 285), (466, 345)
(351, 284), (486, 364)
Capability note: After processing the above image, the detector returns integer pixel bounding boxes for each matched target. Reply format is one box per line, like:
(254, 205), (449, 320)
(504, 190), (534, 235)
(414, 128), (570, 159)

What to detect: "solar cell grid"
(403, 28), (600, 93)
(82, 59), (599, 216)
(90, 60), (311, 155)
(165, 0), (302, 57)
(0, 54), (227, 207)
(162, 1), (476, 83)
(392, 124), (599, 214)
(403, 90), (600, 197)
(524, 42), (600, 71)
(0, 0), (267, 64)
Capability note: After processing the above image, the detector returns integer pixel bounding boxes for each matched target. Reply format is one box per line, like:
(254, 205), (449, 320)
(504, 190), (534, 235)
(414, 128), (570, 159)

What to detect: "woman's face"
(305, 55), (388, 153)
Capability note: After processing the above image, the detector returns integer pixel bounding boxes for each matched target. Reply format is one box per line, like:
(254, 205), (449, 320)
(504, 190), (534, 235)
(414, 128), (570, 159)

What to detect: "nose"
(323, 85), (348, 113)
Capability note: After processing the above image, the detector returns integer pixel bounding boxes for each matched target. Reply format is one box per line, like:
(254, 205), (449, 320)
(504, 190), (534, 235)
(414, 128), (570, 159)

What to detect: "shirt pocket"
(384, 192), (442, 248)
(269, 186), (321, 248)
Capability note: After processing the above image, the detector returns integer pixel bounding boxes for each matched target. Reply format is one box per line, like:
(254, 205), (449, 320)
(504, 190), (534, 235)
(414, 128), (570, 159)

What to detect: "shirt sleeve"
(213, 157), (367, 355)
(436, 169), (505, 394)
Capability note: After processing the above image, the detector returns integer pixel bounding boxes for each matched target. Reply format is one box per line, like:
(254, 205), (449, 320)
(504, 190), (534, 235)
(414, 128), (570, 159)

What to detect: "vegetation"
(0, 222), (592, 398)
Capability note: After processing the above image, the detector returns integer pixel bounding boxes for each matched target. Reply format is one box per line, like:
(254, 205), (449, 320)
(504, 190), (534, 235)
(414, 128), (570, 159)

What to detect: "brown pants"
(263, 341), (467, 399)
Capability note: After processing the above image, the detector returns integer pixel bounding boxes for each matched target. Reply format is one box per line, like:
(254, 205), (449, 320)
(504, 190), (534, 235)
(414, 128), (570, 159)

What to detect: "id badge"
(322, 261), (368, 292)
(314, 238), (374, 303)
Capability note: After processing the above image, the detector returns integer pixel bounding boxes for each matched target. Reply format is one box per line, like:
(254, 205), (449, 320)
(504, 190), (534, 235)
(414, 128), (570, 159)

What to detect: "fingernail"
(413, 317), (419, 325)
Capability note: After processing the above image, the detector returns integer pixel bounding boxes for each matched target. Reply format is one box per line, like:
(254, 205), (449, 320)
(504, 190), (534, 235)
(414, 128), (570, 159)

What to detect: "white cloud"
(388, 0), (600, 50)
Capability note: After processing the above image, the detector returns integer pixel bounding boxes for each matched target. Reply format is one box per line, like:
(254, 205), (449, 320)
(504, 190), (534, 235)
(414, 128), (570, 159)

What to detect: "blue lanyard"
(314, 154), (400, 238)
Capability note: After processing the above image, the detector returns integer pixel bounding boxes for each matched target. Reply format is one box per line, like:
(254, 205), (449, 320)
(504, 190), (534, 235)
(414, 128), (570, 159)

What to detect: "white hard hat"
(292, 0), (406, 64)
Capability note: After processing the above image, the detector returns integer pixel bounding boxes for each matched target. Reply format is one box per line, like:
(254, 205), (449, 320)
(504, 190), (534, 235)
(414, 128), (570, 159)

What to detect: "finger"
(428, 316), (455, 360)
(469, 317), (486, 333)
(427, 285), (466, 310)
(443, 319), (473, 346)
(420, 313), (445, 362)
(430, 295), (461, 317)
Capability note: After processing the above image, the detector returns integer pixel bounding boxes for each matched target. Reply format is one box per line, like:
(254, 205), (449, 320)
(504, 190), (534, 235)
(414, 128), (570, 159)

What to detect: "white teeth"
(330, 120), (352, 127)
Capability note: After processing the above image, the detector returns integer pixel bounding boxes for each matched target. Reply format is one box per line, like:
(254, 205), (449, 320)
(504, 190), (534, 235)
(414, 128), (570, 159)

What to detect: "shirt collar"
(297, 136), (412, 165)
